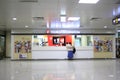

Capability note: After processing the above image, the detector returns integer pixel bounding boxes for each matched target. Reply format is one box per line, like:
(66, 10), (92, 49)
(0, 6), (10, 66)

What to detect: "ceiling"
(0, 0), (120, 31)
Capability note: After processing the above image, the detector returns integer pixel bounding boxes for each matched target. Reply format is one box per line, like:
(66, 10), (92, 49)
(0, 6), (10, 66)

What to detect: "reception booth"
(11, 34), (115, 60)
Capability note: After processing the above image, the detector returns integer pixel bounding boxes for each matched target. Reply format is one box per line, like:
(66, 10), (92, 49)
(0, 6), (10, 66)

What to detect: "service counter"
(11, 35), (115, 60)
(32, 46), (94, 59)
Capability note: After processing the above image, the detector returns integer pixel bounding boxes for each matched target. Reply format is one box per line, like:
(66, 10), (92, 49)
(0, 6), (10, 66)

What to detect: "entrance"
(116, 38), (120, 58)
(0, 36), (5, 59)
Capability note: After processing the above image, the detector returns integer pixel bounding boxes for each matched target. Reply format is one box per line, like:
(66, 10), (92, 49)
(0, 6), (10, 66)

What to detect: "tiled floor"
(0, 59), (120, 80)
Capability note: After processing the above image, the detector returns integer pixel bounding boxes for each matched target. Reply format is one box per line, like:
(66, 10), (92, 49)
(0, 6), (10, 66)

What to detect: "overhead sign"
(112, 14), (120, 25)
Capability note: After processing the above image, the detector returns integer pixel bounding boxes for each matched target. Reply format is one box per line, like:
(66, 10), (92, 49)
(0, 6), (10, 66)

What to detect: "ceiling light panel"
(79, 0), (99, 4)
(68, 17), (80, 21)
(12, 18), (17, 21)
(19, 0), (38, 2)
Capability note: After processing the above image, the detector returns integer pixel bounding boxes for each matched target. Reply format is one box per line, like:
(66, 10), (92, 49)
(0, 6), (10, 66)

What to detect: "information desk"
(32, 46), (94, 59)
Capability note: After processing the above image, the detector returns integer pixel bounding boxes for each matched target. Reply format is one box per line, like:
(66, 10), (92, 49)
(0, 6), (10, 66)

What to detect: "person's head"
(69, 42), (71, 45)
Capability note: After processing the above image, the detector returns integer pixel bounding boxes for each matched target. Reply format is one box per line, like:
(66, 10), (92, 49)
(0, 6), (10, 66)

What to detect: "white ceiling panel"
(0, 0), (120, 31)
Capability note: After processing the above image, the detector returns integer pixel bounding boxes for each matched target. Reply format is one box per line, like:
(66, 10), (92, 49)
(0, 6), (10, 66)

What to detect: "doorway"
(116, 38), (120, 58)
(0, 36), (5, 59)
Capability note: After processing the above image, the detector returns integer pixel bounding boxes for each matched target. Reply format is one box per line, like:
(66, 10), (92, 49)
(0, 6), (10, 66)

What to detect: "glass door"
(0, 36), (5, 59)
(116, 38), (120, 58)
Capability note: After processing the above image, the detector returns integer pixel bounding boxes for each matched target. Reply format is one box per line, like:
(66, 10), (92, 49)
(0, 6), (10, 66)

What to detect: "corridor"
(0, 59), (120, 80)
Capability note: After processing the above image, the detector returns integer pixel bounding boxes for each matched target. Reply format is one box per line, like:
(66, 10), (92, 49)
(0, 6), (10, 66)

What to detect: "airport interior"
(0, 0), (120, 80)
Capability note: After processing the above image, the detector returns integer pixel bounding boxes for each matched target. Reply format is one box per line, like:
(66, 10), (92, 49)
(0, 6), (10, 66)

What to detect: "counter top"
(32, 46), (93, 51)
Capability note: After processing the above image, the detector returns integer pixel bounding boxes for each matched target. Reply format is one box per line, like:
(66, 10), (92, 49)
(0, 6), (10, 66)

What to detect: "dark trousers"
(68, 51), (73, 59)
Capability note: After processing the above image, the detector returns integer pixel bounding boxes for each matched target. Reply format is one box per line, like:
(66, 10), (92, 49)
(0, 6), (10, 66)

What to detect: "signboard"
(112, 14), (120, 25)
(53, 36), (65, 46)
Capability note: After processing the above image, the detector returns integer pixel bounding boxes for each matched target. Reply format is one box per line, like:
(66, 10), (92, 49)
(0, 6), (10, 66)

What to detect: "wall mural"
(14, 35), (32, 59)
(94, 38), (112, 52)
(93, 35), (113, 58)
(14, 41), (31, 53)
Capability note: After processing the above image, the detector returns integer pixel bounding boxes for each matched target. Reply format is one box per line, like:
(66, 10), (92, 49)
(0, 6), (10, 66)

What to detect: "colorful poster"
(93, 35), (113, 58)
(13, 35), (32, 59)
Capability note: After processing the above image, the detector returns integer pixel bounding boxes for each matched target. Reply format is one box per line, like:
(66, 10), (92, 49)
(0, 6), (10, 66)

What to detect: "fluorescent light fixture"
(79, 0), (99, 4)
(60, 16), (66, 22)
(68, 17), (80, 21)
(12, 18), (17, 20)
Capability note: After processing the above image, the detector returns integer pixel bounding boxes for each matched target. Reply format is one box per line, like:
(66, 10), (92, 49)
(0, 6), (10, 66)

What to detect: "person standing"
(66, 42), (74, 60)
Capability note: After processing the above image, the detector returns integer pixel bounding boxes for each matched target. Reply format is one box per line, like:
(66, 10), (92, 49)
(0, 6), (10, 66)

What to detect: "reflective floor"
(0, 59), (120, 80)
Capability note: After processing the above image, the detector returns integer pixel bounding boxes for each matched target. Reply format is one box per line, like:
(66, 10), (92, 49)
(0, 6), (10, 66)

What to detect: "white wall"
(32, 46), (94, 59)
(32, 50), (68, 59)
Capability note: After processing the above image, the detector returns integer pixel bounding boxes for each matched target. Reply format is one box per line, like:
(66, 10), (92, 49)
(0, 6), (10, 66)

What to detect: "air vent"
(90, 17), (101, 21)
(32, 17), (46, 27)
(33, 17), (44, 21)
(19, 0), (38, 2)
(115, 0), (120, 4)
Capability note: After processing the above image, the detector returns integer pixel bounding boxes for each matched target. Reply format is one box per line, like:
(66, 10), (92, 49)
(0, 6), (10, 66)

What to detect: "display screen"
(53, 36), (65, 46)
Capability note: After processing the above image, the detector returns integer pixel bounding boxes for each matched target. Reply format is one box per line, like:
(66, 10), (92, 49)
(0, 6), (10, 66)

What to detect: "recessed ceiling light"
(12, 18), (17, 20)
(104, 26), (107, 28)
(68, 17), (80, 21)
(25, 26), (29, 28)
(79, 0), (99, 4)
(108, 75), (114, 77)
